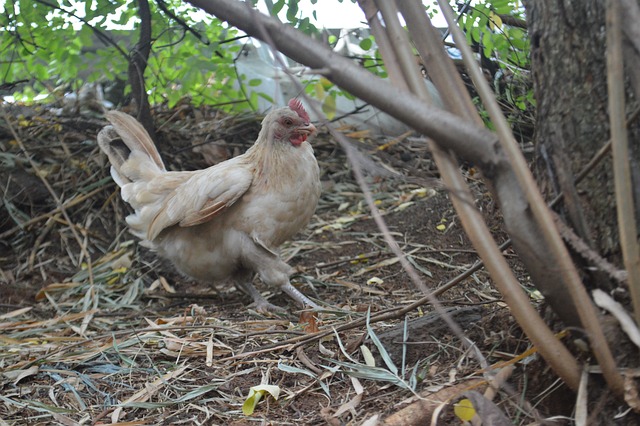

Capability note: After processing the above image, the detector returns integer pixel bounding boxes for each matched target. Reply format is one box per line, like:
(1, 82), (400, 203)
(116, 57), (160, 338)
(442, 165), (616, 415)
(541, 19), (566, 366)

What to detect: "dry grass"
(0, 104), (564, 425)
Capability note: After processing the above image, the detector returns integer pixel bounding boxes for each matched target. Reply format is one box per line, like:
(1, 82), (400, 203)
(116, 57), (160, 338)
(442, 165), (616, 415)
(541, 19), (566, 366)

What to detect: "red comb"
(288, 98), (310, 122)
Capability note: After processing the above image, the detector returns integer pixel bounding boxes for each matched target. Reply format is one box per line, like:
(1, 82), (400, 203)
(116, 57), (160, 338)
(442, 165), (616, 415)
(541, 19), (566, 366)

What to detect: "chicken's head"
(263, 99), (317, 147)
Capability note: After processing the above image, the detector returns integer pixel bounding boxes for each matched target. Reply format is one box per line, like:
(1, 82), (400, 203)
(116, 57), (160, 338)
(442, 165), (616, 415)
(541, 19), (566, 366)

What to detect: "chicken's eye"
(282, 118), (294, 126)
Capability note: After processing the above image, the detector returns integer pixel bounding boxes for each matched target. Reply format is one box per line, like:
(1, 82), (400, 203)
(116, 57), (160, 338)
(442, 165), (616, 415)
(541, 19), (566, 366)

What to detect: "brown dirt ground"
(0, 104), (611, 425)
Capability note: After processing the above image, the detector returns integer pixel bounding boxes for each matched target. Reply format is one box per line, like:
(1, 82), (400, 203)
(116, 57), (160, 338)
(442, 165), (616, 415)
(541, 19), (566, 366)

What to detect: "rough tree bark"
(527, 0), (640, 417)
(526, 0), (640, 272)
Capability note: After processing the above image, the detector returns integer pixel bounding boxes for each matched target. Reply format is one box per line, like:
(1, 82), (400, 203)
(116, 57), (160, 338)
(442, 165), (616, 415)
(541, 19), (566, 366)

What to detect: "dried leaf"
(0, 306), (32, 320)
(489, 11), (503, 30)
(593, 289), (640, 348)
(3, 366), (39, 384)
(333, 393), (362, 417)
(361, 345), (376, 367)
(300, 311), (319, 333)
(366, 276), (384, 285)
(35, 282), (80, 301)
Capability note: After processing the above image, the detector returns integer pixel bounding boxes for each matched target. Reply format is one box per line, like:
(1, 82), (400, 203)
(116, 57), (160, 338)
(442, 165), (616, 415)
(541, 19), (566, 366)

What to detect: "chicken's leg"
(241, 239), (319, 310)
(235, 278), (287, 313)
(280, 282), (319, 309)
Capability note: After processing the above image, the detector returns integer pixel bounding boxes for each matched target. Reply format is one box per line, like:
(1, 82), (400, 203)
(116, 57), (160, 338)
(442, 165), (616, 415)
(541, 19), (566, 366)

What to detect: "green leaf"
(242, 385), (280, 415)
(278, 362), (317, 377)
(314, 80), (325, 100)
(511, 36), (528, 50)
(321, 93), (337, 120)
(33, 64), (49, 81)
(257, 92), (274, 103)
(482, 32), (494, 58)
(249, 91), (259, 111)
(464, 14), (475, 32)
(286, 0), (299, 22)
(167, 90), (182, 109)
(470, 27), (481, 43)
(272, 0), (285, 15)
(492, 0), (512, 14)
(489, 12), (502, 30)
(298, 17), (309, 32)
(359, 37), (373, 51)
(278, 361), (331, 396)
(330, 359), (414, 390)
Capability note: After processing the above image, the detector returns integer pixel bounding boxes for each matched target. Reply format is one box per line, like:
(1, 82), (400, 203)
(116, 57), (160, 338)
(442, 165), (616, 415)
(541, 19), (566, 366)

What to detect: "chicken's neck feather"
(244, 132), (312, 192)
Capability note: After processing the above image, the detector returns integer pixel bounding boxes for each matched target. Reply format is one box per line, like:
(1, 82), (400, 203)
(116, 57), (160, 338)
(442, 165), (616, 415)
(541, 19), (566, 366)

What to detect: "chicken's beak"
(297, 123), (317, 136)
(289, 123), (317, 146)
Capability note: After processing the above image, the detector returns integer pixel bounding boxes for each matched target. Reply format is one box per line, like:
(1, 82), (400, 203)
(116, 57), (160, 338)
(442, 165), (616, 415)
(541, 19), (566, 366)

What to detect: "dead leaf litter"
(1, 104), (560, 425)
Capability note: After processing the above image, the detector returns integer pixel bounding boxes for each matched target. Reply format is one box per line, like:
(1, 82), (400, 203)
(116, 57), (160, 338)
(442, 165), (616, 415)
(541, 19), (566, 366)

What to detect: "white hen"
(97, 99), (321, 311)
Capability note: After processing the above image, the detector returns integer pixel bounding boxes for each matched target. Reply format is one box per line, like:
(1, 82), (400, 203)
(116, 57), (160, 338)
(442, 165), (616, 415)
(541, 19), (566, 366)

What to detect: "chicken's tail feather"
(97, 111), (166, 186)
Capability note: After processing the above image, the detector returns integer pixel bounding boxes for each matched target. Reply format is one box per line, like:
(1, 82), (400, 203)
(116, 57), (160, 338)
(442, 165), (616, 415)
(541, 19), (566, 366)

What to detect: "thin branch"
(399, 0), (581, 391)
(155, 0), (209, 45)
(186, 0), (502, 169)
(390, 0), (582, 389)
(437, 0), (624, 396)
(128, 0), (156, 140)
(498, 14), (528, 29)
(606, 0), (640, 326)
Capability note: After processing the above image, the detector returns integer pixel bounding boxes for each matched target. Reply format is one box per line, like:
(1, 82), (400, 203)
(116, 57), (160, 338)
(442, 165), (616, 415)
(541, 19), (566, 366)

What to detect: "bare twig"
(553, 211), (628, 285)
(128, 0), (156, 140)
(0, 185), (108, 240)
(0, 108), (95, 286)
(156, 0), (209, 45)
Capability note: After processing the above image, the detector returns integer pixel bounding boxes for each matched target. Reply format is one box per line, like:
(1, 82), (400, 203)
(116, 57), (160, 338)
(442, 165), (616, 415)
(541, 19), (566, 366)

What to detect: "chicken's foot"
(235, 280), (287, 313)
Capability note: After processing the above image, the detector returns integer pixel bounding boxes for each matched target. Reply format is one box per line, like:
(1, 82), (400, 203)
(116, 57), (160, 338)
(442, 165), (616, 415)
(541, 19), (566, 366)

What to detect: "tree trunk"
(526, 0), (640, 269)
(527, 0), (640, 418)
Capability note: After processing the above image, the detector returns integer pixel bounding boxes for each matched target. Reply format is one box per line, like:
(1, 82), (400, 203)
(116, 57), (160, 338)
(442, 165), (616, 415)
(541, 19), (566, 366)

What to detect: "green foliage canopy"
(0, 0), (244, 110)
(0, 0), (532, 119)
